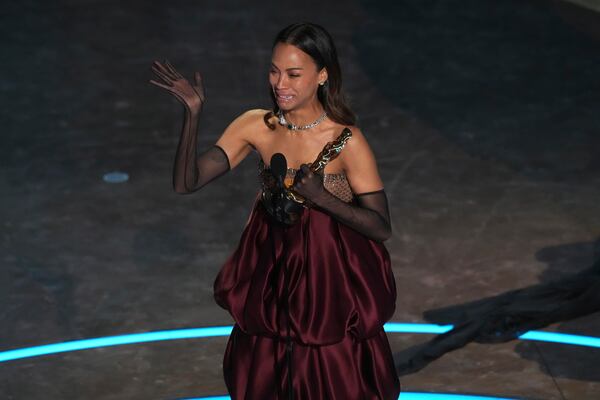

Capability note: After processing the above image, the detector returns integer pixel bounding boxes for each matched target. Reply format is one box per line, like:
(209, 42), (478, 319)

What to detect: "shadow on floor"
(393, 238), (600, 381)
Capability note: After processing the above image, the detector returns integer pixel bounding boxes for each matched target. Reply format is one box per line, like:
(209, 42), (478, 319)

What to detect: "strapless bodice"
(258, 158), (354, 203)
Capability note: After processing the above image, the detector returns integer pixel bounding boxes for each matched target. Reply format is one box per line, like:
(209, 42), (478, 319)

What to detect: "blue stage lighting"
(176, 392), (519, 400)
(1, 323), (599, 364)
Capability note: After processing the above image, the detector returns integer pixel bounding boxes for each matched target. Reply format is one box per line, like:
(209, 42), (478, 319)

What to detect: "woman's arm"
(150, 60), (253, 194)
(311, 185), (391, 242)
(293, 128), (392, 242)
(172, 107), (232, 193)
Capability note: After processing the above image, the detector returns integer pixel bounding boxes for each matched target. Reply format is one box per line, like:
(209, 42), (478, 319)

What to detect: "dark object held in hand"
(264, 153), (305, 225)
(260, 128), (352, 226)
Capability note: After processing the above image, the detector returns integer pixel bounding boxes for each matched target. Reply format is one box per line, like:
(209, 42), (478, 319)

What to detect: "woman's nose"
(275, 75), (287, 89)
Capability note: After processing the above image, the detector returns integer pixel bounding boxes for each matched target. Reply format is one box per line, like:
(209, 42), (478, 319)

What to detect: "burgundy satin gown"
(213, 161), (400, 399)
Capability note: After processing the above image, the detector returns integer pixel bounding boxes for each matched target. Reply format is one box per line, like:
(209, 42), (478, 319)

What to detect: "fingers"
(152, 61), (175, 83)
(192, 71), (206, 101)
(149, 79), (187, 104)
(194, 71), (203, 87)
(296, 165), (316, 186)
(165, 59), (184, 79)
(152, 60), (178, 81)
(300, 164), (312, 177)
(148, 79), (174, 91)
(151, 65), (174, 86)
(152, 60), (172, 77)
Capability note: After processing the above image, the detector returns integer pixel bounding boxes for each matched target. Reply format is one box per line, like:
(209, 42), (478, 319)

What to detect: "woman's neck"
(284, 101), (325, 126)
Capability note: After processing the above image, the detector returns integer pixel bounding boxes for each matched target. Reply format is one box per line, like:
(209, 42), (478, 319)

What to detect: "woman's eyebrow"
(270, 63), (304, 71)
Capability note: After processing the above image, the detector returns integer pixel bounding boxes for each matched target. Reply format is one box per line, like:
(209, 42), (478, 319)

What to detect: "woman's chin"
(276, 101), (295, 111)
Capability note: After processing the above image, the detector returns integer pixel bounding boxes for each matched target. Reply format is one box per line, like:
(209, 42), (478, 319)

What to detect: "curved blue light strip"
(397, 394), (516, 400)
(178, 392), (518, 400)
(519, 330), (600, 347)
(0, 326), (233, 363)
(1, 322), (599, 363)
(385, 322), (453, 334)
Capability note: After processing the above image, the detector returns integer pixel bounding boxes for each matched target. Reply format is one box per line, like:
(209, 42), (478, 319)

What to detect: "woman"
(150, 22), (400, 400)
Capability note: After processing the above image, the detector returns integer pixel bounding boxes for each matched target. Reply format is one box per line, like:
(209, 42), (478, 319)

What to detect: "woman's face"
(269, 42), (327, 111)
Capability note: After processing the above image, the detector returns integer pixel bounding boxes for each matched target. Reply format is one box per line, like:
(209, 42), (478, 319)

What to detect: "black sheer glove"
(291, 164), (326, 207)
(149, 60), (231, 193)
(293, 164), (391, 242)
(354, 189), (392, 241)
(173, 139), (231, 193)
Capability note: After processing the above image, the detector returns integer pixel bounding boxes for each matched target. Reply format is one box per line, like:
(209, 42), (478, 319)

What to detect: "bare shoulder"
(340, 126), (385, 194)
(340, 126), (374, 162)
(241, 108), (272, 121)
(215, 108), (273, 169)
(228, 108), (272, 132)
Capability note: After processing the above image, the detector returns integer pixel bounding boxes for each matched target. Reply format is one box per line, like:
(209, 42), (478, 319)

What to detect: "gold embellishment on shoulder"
(310, 128), (352, 174)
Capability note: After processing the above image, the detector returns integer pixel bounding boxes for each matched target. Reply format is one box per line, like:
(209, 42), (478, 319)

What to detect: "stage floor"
(1, 0), (599, 399)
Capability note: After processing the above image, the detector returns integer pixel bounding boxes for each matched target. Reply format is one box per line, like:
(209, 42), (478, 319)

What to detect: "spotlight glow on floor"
(519, 330), (600, 347)
(177, 392), (519, 400)
(1, 323), (599, 363)
(0, 326), (233, 363)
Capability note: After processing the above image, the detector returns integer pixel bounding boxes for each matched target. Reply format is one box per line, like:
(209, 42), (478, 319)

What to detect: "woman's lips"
(276, 93), (294, 103)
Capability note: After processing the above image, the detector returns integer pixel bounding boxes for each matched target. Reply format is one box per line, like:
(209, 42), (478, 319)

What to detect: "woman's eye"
(289, 74), (300, 78)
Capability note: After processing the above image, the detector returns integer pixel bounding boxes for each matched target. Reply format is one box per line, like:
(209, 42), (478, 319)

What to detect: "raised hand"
(149, 59), (205, 113)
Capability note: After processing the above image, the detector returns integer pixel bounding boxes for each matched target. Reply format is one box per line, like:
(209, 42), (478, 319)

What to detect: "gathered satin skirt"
(223, 324), (399, 399)
(214, 195), (400, 399)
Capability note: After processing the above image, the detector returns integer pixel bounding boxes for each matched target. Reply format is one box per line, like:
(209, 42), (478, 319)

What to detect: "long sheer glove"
(149, 60), (230, 193)
(172, 109), (230, 193)
(293, 164), (392, 242)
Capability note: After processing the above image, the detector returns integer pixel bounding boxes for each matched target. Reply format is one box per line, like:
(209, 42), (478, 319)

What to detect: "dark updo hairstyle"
(264, 22), (356, 129)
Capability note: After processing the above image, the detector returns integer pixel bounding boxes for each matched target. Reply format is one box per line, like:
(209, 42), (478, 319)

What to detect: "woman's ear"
(318, 68), (328, 85)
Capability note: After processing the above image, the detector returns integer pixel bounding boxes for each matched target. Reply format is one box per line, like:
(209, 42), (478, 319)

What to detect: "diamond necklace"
(277, 109), (327, 131)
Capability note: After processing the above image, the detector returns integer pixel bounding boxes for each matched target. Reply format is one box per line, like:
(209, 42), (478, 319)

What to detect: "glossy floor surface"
(1, 0), (599, 399)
